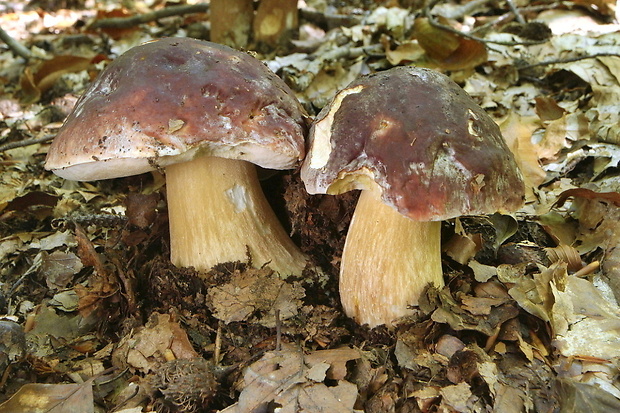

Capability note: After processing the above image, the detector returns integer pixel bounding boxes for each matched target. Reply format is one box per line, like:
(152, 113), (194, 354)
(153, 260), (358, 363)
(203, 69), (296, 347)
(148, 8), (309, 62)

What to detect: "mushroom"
(45, 37), (308, 276)
(301, 67), (524, 327)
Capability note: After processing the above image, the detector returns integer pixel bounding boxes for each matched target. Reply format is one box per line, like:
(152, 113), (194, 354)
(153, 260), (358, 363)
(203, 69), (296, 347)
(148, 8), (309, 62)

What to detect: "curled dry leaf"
(19, 55), (93, 103)
(544, 245), (582, 272)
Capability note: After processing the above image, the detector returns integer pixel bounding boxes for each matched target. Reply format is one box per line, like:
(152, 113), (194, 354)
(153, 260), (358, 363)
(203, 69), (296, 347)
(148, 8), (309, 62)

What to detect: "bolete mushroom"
(301, 67), (524, 327)
(45, 37), (308, 276)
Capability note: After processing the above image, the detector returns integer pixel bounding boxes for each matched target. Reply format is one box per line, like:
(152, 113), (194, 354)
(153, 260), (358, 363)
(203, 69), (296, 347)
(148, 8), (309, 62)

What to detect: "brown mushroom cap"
(301, 66), (524, 221)
(45, 37), (306, 181)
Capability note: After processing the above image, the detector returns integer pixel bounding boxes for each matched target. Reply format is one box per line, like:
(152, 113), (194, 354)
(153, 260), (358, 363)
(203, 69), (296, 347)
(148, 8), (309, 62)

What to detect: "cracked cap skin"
(45, 37), (307, 181)
(301, 66), (525, 221)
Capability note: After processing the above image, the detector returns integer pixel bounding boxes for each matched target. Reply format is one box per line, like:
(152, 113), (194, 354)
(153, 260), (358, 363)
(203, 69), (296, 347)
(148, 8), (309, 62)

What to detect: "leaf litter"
(0, 0), (620, 411)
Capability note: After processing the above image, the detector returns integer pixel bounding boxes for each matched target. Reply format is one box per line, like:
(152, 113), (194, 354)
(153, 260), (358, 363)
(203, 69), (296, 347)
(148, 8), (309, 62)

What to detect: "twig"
(0, 25), (32, 60)
(89, 3), (210, 30)
(0, 134), (55, 153)
(505, 0), (525, 24)
(517, 53), (620, 71)
(214, 322), (222, 365)
(425, 0), (548, 46)
(275, 309), (281, 351)
(299, 8), (362, 31)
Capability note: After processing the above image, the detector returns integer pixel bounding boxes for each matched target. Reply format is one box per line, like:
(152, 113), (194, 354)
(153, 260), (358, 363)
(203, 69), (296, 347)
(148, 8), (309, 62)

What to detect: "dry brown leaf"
(304, 347), (362, 381)
(561, 188), (620, 300)
(535, 97), (566, 121)
(431, 289), (519, 336)
(460, 296), (508, 316)
(551, 276), (620, 360)
(112, 313), (198, 373)
(507, 263), (565, 323)
(0, 382), (94, 413)
(439, 382), (475, 412)
(124, 193), (158, 229)
(208, 267), (305, 327)
(222, 346), (361, 413)
(413, 17), (488, 70)
(383, 39), (426, 65)
(42, 251), (83, 290)
(19, 56), (93, 103)
(500, 112), (546, 201)
(555, 378), (620, 413)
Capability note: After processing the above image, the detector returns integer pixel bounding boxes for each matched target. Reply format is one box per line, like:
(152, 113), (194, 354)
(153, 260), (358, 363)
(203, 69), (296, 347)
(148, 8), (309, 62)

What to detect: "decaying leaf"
(500, 112), (546, 202)
(560, 188), (620, 300)
(0, 319), (26, 371)
(41, 251), (83, 290)
(431, 287), (519, 337)
(439, 382), (475, 412)
(221, 346), (362, 413)
(507, 262), (564, 323)
(555, 379), (620, 413)
(207, 267), (305, 327)
(112, 313), (198, 373)
(551, 276), (620, 360)
(26, 303), (99, 358)
(0, 382), (94, 413)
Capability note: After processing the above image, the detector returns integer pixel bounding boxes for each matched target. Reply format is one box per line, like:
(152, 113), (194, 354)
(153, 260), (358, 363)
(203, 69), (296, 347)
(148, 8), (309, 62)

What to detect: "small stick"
(275, 309), (281, 351)
(517, 53), (620, 71)
(0, 134), (55, 153)
(89, 3), (210, 30)
(573, 261), (600, 278)
(214, 322), (222, 365)
(505, 0), (526, 24)
(425, 0), (548, 46)
(0, 25), (32, 60)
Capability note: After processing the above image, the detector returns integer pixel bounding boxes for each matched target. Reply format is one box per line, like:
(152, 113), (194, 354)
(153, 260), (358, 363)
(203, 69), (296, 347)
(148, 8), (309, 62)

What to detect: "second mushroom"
(301, 67), (525, 327)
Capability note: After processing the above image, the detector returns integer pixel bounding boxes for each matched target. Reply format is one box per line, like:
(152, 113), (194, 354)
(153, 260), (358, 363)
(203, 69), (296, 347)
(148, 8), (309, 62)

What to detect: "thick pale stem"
(210, 0), (253, 48)
(166, 156), (307, 276)
(253, 0), (298, 47)
(340, 184), (444, 327)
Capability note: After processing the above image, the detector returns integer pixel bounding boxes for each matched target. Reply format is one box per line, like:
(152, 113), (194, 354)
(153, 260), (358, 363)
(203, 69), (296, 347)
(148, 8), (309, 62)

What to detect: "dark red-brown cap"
(301, 67), (524, 221)
(45, 37), (307, 181)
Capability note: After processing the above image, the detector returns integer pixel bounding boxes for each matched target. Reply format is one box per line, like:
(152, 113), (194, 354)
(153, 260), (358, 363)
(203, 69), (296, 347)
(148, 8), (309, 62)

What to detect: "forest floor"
(0, 0), (620, 412)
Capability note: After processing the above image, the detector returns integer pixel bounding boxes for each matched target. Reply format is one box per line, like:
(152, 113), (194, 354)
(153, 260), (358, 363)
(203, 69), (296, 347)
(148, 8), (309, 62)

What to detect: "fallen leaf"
(413, 17), (487, 70)
(42, 251), (83, 290)
(439, 382), (474, 412)
(0, 382), (94, 413)
(500, 112), (546, 201)
(208, 267), (305, 327)
(112, 313), (198, 373)
(555, 378), (620, 413)
(222, 346), (362, 413)
(20, 56), (93, 103)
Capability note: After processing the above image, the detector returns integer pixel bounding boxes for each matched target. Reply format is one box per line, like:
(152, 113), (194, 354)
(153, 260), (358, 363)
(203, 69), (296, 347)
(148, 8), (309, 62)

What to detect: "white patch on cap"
(225, 184), (253, 213)
(308, 85), (364, 169)
(467, 109), (479, 137)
